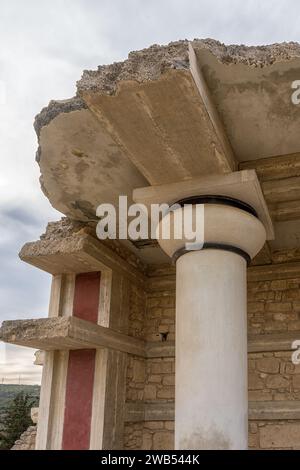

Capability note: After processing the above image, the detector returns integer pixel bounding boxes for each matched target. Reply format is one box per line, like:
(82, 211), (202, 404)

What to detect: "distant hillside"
(0, 384), (40, 427)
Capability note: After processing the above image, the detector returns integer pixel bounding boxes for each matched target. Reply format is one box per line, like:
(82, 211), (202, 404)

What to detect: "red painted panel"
(62, 349), (96, 450)
(62, 272), (100, 450)
(73, 271), (101, 323)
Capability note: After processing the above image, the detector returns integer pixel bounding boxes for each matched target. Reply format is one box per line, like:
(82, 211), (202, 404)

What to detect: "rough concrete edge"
(0, 317), (71, 347)
(18, 217), (148, 274)
(77, 38), (300, 95)
(34, 96), (87, 140)
(34, 38), (300, 136)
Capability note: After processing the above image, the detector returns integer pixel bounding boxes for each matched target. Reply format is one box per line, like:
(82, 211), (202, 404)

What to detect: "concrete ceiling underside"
(34, 39), (300, 264)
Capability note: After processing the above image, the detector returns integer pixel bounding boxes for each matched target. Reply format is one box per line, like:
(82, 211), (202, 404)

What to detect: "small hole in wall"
(159, 332), (169, 342)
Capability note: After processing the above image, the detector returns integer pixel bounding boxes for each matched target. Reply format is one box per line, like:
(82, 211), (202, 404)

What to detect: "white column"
(157, 203), (267, 450)
(176, 249), (247, 449)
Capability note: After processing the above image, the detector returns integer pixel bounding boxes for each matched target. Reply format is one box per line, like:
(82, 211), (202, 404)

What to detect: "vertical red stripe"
(62, 349), (96, 450)
(62, 272), (100, 450)
(73, 271), (101, 323)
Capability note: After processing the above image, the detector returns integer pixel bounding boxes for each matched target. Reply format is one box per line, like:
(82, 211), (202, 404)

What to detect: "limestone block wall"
(248, 278), (300, 334)
(124, 421), (174, 450)
(124, 265), (300, 450)
(248, 352), (300, 402)
(125, 280), (176, 449)
(248, 421), (300, 449)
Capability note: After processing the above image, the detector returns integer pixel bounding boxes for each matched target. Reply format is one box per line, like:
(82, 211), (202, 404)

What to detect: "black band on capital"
(172, 243), (251, 266)
(174, 195), (258, 218)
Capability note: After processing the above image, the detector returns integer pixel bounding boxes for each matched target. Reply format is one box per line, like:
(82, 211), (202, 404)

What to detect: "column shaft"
(175, 249), (248, 449)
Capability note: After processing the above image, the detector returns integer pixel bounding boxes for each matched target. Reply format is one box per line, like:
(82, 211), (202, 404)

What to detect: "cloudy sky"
(0, 0), (300, 385)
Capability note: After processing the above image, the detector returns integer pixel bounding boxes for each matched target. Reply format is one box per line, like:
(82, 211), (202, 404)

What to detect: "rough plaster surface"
(77, 39), (300, 95)
(36, 39), (300, 131)
(34, 97), (87, 138)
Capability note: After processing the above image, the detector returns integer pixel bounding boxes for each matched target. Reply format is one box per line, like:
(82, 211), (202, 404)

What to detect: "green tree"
(0, 392), (34, 449)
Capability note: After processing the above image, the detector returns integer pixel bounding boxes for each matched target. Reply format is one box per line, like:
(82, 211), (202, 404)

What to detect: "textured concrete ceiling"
(34, 39), (300, 262)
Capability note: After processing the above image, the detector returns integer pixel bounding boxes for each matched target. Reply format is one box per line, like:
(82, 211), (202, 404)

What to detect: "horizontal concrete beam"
(124, 401), (300, 422)
(188, 43), (236, 173)
(146, 334), (300, 357)
(240, 154), (300, 221)
(19, 233), (146, 288)
(269, 200), (300, 222)
(248, 261), (300, 281)
(0, 317), (145, 357)
(1, 316), (298, 360)
(148, 260), (300, 289)
(31, 400), (300, 425)
(262, 176), (300, 205)
(249, 401), (300, 421)
(125, 402), (175, 422)
(248, 332), (300, 353)
(240, 153), (300, 182)
(146, 342), (175, 358)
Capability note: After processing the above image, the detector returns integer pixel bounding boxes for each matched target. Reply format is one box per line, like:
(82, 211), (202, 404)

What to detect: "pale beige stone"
(266, 375), (289, 389)
(144, 384), (157, 401)
(162, 375), (175, 386)
(270, 280), (287, 290)
(142, 432), (152, 450)
(260, 424), (300, 448)
(144, 421), (164, 430)
(150, 361), (172, 374)
(293, 375), (300, 389)
(165, 421), (175, 431)
(153, 432), (174, 450)
(133, 360), (146, 383)
(157, 387), (175, 399)
(148, 374), (162, 383)
(256, 357), (280, 374)
(248, 433), (259, 448)
(266, 302), (292, 313)
(248, 373), (264, 390)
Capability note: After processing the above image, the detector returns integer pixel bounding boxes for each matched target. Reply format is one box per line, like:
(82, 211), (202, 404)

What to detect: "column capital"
(133, 170), (273, 263)
(156, 202), (266, 262)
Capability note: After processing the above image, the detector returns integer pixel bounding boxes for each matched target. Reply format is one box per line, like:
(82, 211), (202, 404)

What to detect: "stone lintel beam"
(0, 316), (145, 357)
(240, 153), (300, 222)
(19, 232), (146, 288)
(188, 43), (236, 173)
(248, 333), (300, 353)
(125, 402), (175, 423)
(124, 401), (300, 423)
(147, 260), (300, 292)
(240, 153), (300, 182)
(248, 261), (300, 281)
(28, 328), (300, 368)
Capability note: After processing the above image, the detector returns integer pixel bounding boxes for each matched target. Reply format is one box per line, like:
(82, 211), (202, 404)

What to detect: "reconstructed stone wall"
(248, 278), (300, 335)
(124, 265), (300, 450)
(14, 221), (300, 450)
(248, 421), (300, 449)
(248, 352), (300, 402)
(125, 276), (176, 449)
(124, 421), (174, 450)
